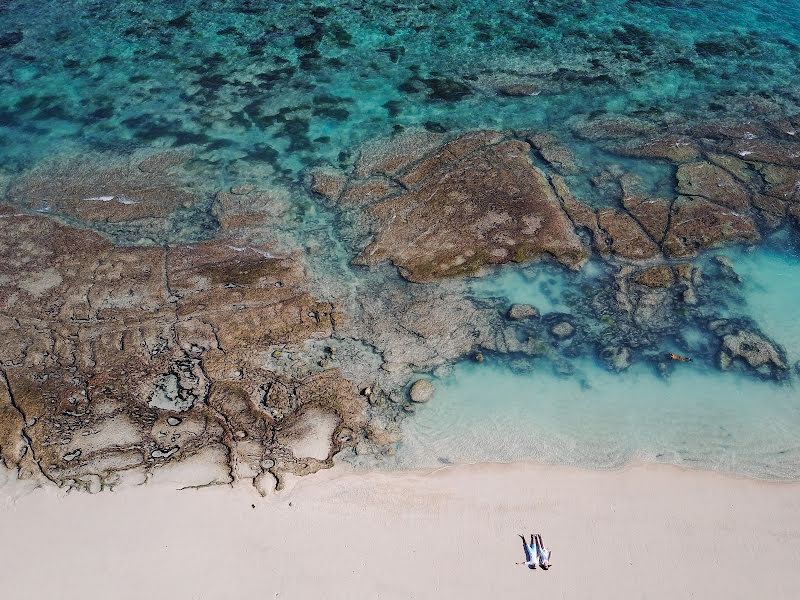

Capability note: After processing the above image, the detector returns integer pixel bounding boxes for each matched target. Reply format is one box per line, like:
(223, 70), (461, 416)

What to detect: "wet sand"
(1, 462), (799, 599)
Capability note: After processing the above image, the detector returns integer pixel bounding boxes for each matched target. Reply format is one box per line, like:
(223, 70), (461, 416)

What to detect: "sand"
(1, 462), (799, 599)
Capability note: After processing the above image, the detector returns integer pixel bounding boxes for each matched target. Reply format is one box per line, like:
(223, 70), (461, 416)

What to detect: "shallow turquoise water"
(402, 243), (800, 479)
(3, 1), (800, 478)
(401, 358), (800, 479)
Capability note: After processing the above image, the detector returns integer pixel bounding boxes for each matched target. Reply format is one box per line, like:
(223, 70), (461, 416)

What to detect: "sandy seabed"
(1, 461), (799, 599)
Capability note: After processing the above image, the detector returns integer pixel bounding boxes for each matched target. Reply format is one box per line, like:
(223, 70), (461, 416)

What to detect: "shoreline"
(2, 460), (799, 599)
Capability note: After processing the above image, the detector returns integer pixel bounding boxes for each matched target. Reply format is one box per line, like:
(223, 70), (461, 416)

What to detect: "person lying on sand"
(517, 534), (537, 569)
(667, 353), (692, 363)
(534, 533), (551, 569)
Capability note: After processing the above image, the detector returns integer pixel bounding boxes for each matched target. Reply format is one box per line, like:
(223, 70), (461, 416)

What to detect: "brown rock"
(409, 379), (435, 403)
(673, 263), (694, 282)
(705, 153), (754, 184)
(398, 131), (505, 189)
(0, 208), (365, 491)
(596, 209), (660, 260)
(6, 154), (198, 224)
(676, 162), (751, 211)
(354, 130), (445, 178)
(634, 266), (675, 288)
(309, 168), (347, 201)
(620, 135), (701, 163)
(622, 196), (671, 243)
(571, 115), (656, 141)
(354, 135), (588, 282)
(340, 177), (400, 205)
(751, 194), (787, 228)
(551, 175), (605, 244)
(753, 163), (800, 201)
(662, 197), (759, 257)
(526, 132), (577, 173)
(721, 138), (800, 168)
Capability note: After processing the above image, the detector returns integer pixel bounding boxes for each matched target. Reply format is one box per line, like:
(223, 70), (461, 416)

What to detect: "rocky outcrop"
(0, 207), (370, 493)
(596, 208), (661, 259)
(409, 380), (435, 403)
(676, 162), (751, 211)
(662, 197), (759, 257)
(338, 132), (590, 282)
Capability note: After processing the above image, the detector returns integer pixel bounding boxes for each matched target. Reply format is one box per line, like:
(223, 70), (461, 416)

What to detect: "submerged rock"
(551, 321), (575, 339)
(600, 345), (632, 372)
(720, 330), (787, 373)
(508, 303), (540, 320)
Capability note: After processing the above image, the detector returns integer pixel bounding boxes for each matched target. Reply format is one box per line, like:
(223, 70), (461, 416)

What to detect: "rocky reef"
(1, 113), (798, 492)
(0, 188), (384, 493)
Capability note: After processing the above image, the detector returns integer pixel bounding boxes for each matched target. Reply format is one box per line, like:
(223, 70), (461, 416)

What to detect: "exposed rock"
(754, 163), (800, 202)
(354, 129), (445, 178)
(212, 188), (289, 241)
(309, 168), (347, 201)
(340, 177), (400, 205)
(352, 134), (588, 281)
(5, 153), (199, 227)
(662, 197), (759, 257)
(720, 138), (800, 168)
(673, 263), (694, 282)
(525, 132), (577, 173)
(571, 115), (656, 141)
(706, 153), (754, 184)
(409, 379), (435, 403)
(597, 209), (661, 260)
(508, 303), (540, 320)
(0, 208), (367, 491)
(620, 135), (701, 163)
(551, 175), (605, 243)
(622, 196), (671, 244)
(634, 266), (675, 288)
(676, 162), (750, 211)
(751, 194), (787, 227)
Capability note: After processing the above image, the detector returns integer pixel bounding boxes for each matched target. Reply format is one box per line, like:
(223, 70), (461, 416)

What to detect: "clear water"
(2, 0), (799, 184)
(400, 357), (800, 479)
(3, 0), (800, 478)
(402, 243), (800, 480)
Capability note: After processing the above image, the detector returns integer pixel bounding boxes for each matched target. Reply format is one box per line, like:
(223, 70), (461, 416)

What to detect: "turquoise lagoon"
(3, 0), (800, 478)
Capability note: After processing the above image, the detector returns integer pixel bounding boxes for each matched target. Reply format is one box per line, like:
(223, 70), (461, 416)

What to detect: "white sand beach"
(1, 462), (799, 599)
